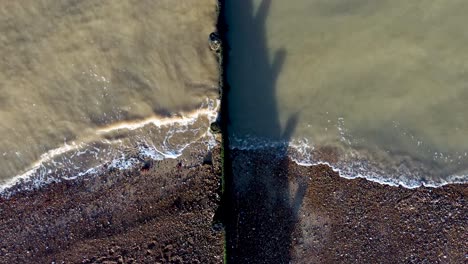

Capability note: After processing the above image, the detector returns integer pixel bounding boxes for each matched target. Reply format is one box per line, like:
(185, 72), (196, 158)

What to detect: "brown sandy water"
(226, 0), (468, 187)
(0, 0), (219, 190)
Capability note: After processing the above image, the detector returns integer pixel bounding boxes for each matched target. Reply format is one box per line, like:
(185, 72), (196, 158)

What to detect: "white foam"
(230, 135), (468, 189)
(292, 157), (468, 189)
(0, 99), (219, 195)
(97, 99), (218, 133)
(289, 141), (468, 189)
(0, 142), (85, 193)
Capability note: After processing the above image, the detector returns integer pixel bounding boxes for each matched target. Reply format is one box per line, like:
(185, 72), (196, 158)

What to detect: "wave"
(0, 99), (219, 196)
(229, 135), (468, 189)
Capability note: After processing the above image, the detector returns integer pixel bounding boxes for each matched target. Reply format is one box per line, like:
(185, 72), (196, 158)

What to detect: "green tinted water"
(226, 0), (468, 186)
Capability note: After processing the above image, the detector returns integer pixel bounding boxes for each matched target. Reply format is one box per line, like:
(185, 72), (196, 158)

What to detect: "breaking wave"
(230, 135), (468, 189)
(0, 99), (219, 196)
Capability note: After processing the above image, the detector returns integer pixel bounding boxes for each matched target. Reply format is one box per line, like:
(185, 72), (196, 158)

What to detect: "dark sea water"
(226, 0), (468, 187)
(0, 0), (219, 192)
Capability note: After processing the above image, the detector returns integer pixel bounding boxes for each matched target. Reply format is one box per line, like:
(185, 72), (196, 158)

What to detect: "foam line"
(291, 159), (468, 189)
(97, 108), (218, 134)
(229, 136), (468, 189)
(0, 99), (219, 194)
(0, 142), (84, 193)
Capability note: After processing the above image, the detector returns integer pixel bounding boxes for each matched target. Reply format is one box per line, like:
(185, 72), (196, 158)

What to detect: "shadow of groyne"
(218, 0), (306, 262)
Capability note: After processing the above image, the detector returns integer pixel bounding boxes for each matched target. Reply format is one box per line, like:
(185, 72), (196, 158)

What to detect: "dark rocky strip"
(212, 1), (235, 263)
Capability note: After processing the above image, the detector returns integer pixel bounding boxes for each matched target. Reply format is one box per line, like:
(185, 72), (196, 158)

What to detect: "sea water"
(226, 0), (468, 187)
(0, 0), (219, 192)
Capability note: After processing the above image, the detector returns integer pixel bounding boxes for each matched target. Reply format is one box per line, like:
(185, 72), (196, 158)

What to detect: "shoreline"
(226, 148), (467, 263)
(1, 0), (467, 262)
(293, 160), (468, 189)
(0, 99), (219, 197)
(1, 144), (466, 262)
(231, 141), (468, 189)
(229, 134), (468, 189)
(0, 143), (224, 263)
(3, 137), (466, 198)
(217, 1), (467, 262)
(0, 0), (227, 262)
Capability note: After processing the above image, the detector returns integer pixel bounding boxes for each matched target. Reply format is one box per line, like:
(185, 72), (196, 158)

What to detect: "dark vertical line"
(213, 1), (235, 263)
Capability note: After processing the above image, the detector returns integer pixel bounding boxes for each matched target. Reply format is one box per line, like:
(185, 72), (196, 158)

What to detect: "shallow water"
(0, 0), (219, 188)
(226, 0), (468, 186)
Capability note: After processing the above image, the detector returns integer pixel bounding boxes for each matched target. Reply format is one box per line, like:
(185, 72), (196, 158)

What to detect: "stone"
(208, 32), (221, 52)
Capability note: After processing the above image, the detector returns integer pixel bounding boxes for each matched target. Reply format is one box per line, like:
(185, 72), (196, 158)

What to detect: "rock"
(212, 222), (224, 232)
(97, 256), (108, 262)
(208, 32), (221, 52)
(102, 261), (117, 264)
(164, 244), (174, 252)
(147, 241), (157, 249)
(210, 121), (222, 134)
(203, 151), (213, 166)
(172, 256), (184, 263)
(187, 237), (194, 245)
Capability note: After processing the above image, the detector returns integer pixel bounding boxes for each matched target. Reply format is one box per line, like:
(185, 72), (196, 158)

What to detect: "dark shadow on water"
(227, 0), (286, 140)
(223, 0), (306, 262)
